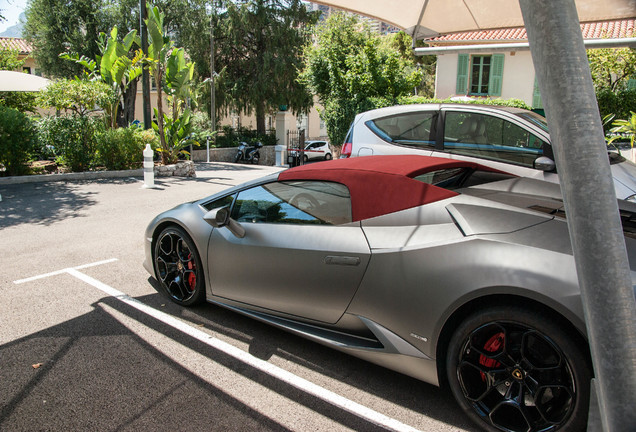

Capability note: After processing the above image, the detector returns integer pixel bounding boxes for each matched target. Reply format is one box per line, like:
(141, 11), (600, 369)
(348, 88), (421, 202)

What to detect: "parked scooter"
(234, 141), (263, 164)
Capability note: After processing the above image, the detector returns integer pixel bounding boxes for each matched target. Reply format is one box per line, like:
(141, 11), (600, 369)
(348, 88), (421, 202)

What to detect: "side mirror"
(534, 156), (556, 172)
(203, 207), (245, 238)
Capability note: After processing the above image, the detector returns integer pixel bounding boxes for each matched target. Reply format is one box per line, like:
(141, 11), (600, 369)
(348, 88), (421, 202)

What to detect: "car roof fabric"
(278, 155), (476, 221)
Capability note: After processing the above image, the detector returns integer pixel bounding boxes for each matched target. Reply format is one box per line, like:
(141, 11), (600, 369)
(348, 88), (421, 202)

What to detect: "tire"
(234, 152), (242, 163)
(446, 306), (591, 432)
(303, 154), (309, 163)
(325, 153), (332, 160)
(251, 152), (260, 165)
(153, 226), (205, 306)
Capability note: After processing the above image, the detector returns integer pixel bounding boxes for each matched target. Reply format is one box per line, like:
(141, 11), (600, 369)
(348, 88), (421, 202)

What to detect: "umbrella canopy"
(312, 0), (636, 39)
(0, 71), (50, 92)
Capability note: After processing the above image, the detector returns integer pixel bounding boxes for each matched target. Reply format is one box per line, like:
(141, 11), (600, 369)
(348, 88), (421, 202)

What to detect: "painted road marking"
(13, 258), (119, 284)
(15, 260), (425, 432)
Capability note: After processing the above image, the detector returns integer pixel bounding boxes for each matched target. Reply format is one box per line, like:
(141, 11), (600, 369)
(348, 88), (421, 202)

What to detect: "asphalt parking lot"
(0, 162), (477, 432)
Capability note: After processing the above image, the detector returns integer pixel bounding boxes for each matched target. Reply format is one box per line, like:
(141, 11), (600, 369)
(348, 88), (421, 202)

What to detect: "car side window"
(366, 111), (436, 149)
(202, 194), (235, 211)
(443, 111), (548, 167)
(231, 181), (352, 225)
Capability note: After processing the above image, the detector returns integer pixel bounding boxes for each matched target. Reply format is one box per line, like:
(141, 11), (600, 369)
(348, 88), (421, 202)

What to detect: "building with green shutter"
(423, 19), (635, 111)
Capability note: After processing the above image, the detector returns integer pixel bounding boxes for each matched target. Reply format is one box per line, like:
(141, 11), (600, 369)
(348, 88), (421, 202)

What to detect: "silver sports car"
(144, 155), (636, 432)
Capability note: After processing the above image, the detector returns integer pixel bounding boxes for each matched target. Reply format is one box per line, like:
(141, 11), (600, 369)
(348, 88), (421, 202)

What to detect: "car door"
(208, 180), (370, 324)
(437, 108), (552, 178)
(358, 110), (438, 156)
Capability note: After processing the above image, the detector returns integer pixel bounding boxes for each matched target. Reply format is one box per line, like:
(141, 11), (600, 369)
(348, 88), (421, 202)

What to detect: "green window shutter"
(628, 78), (636, 90)
(456, 54), (469, 94)
(488, 54), (505, 96)
(532, 77), (543, 109)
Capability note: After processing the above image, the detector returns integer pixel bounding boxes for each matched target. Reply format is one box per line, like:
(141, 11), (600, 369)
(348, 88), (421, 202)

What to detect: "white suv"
(341, 104), (636, 200)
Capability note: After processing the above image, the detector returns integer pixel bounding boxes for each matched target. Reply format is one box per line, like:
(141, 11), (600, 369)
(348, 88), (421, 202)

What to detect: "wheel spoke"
(154, 230), (201, 303)
(456, 320), (578, 432)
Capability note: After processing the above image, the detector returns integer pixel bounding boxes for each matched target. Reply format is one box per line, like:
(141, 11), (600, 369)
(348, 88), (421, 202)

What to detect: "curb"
(0, 168), (144, 186)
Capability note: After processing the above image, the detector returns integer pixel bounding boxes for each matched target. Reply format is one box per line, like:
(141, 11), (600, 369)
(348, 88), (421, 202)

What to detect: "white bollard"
(275, 145), (287, 167)
(142, 144), (156, 189)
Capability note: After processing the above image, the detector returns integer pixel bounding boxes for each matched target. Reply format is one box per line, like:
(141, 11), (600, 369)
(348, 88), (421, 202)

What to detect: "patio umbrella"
(311, 0), (635, 39)
(0, 70), (50, 92)
(312, 1), (636, 431)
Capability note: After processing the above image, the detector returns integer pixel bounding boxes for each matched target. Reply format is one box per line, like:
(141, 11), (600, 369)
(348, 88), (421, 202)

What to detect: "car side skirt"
(209, 298), (440, 386)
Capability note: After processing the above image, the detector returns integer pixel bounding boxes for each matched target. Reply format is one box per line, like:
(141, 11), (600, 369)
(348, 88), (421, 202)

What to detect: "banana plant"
(61, 27), (142, 128)
(99, 27), (143, 128)
(165, 47), (196, 119)
(153, 108), (198, 164)
(610, 111), (636, 149)
(607, 111), (636, 161)
(145, 5), (173, 164)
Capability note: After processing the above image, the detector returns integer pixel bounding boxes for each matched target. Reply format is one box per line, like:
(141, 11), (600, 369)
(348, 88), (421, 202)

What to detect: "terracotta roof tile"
(428, 19), (635, 44)
(0, 37), (33, 54)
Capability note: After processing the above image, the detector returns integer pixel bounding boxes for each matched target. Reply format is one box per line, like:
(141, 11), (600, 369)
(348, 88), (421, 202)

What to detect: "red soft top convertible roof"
(279, 155), (481, 221)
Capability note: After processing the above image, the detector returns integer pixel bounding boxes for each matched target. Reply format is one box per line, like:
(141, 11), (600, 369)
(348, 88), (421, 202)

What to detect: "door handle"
(324, 256), (360, 266)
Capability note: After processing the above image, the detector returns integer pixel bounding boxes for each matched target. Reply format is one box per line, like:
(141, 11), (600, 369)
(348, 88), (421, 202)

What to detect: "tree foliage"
(0, 106), (37, 176)
(216, 0), (318, 134)
(24, 0), (139, 78)
(37, 79), (115, 116)
(0, 47), (24, 71)
(145, 5), (198, 165)
(588, 45), (636, 92)
(0, 48), (38, 112)
(300, 12), (422, 146)
(61, 27), (143, 128)
(383, 31), (436, 97)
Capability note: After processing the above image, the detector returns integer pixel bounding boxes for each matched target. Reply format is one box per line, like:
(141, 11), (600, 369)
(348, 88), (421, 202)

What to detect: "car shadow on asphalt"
(138, 277), (479, 432)
(0, 299), (295, 431)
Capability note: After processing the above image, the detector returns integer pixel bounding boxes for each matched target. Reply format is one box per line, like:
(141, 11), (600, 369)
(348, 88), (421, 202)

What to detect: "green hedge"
(37, 116), (105, 172)
(213, 126), (277, 148)
(597, 88), (636, 128)
(95, 126), (159, 170)
(0, 106), (38, 176)
(395, 95), (531, 109)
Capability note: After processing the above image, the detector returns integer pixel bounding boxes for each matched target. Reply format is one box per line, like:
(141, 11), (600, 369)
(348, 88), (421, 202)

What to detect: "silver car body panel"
(348, 103), (636, 199)
(208, 222), (370, 323)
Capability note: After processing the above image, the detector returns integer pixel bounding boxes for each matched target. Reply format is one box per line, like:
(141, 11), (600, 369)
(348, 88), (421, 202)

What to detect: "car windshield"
(515, 112), (549, 133)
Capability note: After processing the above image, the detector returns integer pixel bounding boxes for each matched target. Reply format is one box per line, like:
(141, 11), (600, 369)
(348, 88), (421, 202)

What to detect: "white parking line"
(13, 258), (119, 284)
(15, 260), (425, 432)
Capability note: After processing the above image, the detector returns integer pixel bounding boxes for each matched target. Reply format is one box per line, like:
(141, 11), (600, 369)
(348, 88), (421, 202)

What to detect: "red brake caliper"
(479, 332), (504, 381)
(187, 254), (196, 291)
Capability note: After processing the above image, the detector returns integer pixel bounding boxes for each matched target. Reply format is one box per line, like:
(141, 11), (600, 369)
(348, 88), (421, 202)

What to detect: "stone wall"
(154, 160), (196, 177)
(191, 146), (277, 166)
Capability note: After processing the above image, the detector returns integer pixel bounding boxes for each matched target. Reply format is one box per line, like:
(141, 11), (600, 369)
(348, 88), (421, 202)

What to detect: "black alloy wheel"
(153, 226), (205, 306)
(447, 306), (591, 432)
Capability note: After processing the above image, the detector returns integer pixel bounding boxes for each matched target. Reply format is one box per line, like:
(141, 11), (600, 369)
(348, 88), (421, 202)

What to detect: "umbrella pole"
(519, 1), (636, 431)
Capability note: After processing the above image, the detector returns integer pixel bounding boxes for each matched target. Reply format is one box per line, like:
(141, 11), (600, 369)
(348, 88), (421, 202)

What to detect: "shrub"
(0, 92), (38, 113)
(597, 88), (636, 129)
(37, 116), (104, 172)
(96, 126), (159, 170)
(396, 95), (531, 109)
(0, 106), (37, 176)
(214, 125), (277, 148)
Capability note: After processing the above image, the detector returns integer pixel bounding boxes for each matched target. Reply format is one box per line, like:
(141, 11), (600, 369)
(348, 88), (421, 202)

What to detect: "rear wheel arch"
(435, 294), (590, 389)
